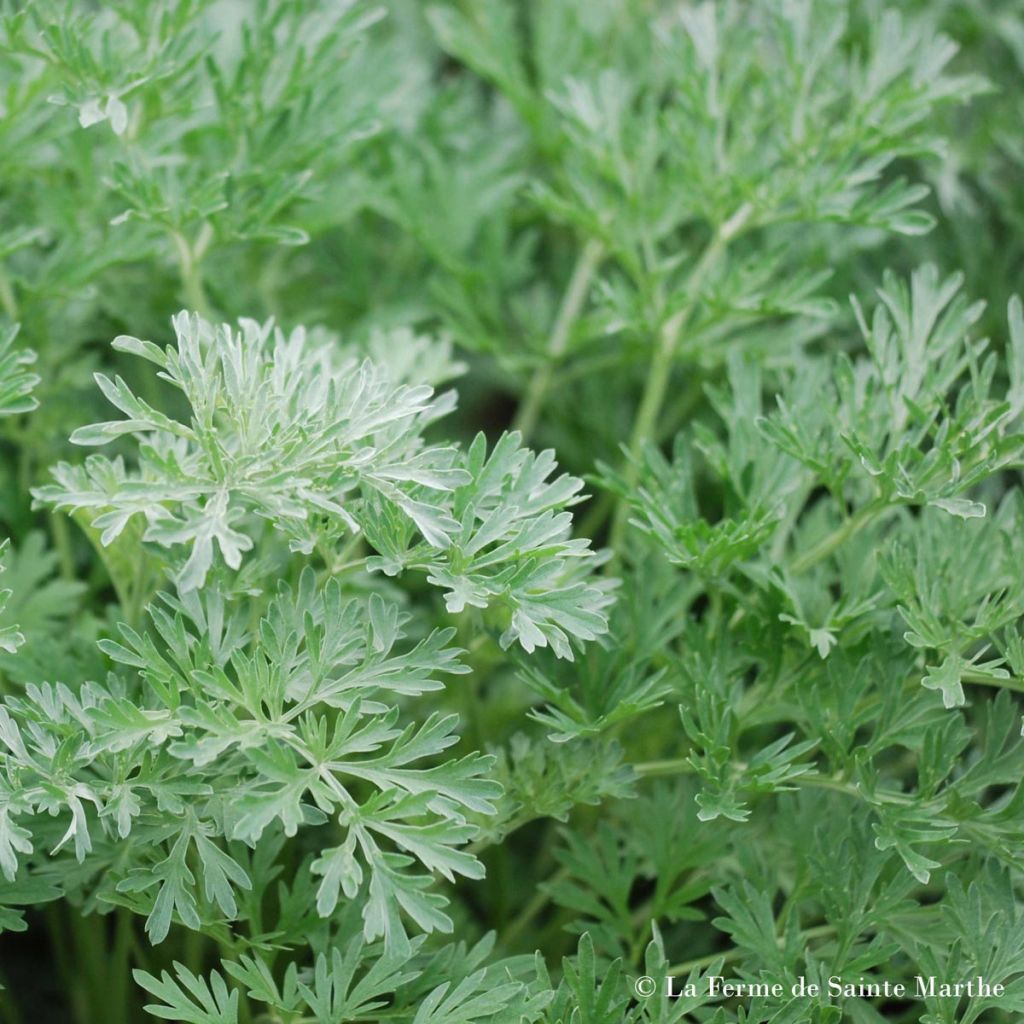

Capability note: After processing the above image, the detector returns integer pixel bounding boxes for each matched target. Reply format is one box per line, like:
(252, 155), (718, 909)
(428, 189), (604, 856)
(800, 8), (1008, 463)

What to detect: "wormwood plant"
(3, 1), (1024, 1023)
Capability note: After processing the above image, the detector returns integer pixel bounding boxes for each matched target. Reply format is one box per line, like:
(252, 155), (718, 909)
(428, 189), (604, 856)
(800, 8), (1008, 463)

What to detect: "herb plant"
(1, 2), (1024, 1023)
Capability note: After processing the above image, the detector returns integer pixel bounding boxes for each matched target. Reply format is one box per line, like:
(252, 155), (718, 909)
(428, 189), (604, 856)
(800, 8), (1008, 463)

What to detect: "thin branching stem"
(789, 499), (888, 574)
(172, 224), (214, 319)
(513, 237), (604, 442)
(668, 923), (837, 977)
(609, 204), (753, 557)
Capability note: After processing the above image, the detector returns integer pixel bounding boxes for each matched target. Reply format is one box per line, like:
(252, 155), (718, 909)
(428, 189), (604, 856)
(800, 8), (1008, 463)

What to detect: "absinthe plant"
(36, 312), (612, 655)
(6, 1), (1024, 1023)
(11, 310), (612, 962)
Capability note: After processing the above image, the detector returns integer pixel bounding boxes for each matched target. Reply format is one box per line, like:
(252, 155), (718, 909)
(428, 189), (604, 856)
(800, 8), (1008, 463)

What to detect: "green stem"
(607, 320), (683, 557)
(126, 546), (150, 631)
(797, 773), (915, 807)
(609, 205), (752, 556)
(962, 670), (1024, 694)
(501, 866), (570, 950)
(467, 810), (538, 855)
(667, 923), (837, 977)
(577, 490), (615, 541)
(633, 759), (917, 808)
(512, 238), (604, 442)
(172, 225), (214, 319)
(50, 512), (76, 580)
(634, 756), (694, 778)
(789, 500), (886, 575)
(0, 267), (17, 320)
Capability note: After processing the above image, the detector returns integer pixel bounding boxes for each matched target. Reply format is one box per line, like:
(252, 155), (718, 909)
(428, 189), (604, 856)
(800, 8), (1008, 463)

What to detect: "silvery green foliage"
(5, 1), (1024, 1022)
(36, 313), (612, 659)
(0, 570), (484, 952)
(429, 0), (986, 391)
(40, 313), (469, 585)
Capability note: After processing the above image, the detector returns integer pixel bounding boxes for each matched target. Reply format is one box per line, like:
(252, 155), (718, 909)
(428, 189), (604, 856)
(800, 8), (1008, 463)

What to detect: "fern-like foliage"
(0, 570), (491, 953)
(36, 313), (612, 658)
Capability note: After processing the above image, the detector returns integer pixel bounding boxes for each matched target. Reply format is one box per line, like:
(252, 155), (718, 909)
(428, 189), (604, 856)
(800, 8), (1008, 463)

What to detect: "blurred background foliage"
(0, 0), (1018, 502)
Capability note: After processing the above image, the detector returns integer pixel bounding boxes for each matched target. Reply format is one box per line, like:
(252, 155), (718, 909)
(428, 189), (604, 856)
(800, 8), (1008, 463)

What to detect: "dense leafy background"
(2, 1), (1024, 1022)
